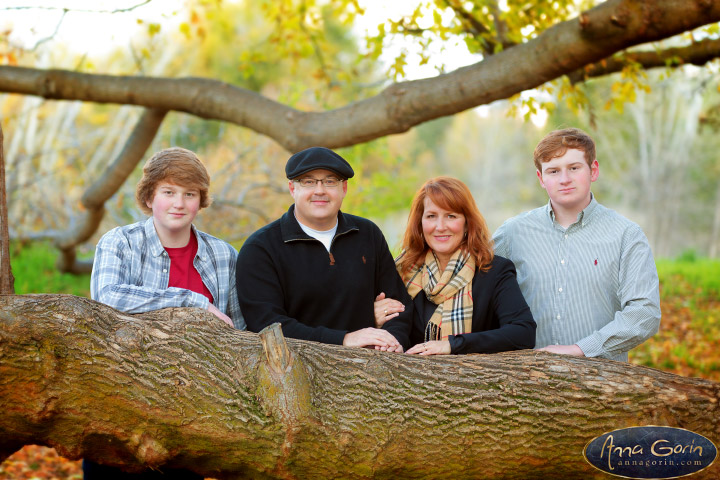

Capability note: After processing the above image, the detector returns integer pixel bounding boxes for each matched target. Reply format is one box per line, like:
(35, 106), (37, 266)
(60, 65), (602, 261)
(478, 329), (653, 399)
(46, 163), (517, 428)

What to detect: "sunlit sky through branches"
(3, 0), (476, 76)
(1, 0), (547, 125)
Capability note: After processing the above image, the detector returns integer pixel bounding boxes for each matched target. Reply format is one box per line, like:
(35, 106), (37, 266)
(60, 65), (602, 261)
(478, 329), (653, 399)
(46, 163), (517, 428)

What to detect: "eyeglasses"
(293, 177), (343, 188)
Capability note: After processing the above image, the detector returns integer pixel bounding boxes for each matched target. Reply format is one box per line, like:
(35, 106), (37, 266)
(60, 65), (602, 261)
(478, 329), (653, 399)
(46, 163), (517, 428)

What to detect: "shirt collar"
(144, 217), (166, 257)
(144, 216), (204, 258)
(281, 204), (357, 242)
(545, 193), (598, 228)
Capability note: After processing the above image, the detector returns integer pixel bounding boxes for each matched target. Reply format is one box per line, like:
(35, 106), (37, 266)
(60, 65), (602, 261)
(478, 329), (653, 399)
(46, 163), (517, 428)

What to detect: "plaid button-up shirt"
(90, 217), (244, 329)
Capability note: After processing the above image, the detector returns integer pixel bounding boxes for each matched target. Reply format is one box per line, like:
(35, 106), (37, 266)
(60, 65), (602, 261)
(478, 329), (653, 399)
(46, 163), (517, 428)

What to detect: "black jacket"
(237, 205), (412, 348)
(411, 255), (536, 354)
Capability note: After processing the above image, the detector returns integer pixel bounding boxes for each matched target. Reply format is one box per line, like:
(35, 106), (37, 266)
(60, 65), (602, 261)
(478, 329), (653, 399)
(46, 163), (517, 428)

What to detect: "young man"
(236, 146), (412, 351)
(493, 128), (660, 361)
(87, 147), (243, 478)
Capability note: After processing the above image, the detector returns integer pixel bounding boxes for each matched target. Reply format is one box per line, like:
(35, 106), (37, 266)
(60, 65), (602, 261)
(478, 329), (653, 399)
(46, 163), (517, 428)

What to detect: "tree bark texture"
(0, 0), (718, 152)
(0, 126), (14, 294)
(1, 295), (719, 479)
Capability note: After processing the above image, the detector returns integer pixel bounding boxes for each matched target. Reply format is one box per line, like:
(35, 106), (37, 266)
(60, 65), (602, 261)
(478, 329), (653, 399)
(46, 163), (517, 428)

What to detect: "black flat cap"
(285, 147), (355, 179)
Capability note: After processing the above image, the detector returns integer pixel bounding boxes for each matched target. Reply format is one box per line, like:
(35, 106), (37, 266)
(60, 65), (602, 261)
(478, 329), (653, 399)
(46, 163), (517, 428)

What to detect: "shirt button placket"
(554, 230), (569, 345)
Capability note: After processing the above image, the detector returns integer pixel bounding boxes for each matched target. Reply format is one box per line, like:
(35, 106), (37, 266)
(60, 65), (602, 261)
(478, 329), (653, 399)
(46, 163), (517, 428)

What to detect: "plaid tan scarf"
(397, 249), (476, 341)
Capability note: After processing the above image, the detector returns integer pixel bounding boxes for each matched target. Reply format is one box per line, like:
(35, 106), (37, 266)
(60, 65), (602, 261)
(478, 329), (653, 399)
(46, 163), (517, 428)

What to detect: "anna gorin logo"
(584, 426), (717, 479)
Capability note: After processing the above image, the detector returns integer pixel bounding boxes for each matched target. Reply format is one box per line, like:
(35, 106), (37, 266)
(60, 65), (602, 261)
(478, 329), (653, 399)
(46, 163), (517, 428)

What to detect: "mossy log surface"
(1, 294), (718, 479)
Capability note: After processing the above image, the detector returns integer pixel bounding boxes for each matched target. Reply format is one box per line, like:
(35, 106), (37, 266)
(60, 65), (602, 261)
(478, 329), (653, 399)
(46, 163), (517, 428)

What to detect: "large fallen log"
(1, 294), (718, 479)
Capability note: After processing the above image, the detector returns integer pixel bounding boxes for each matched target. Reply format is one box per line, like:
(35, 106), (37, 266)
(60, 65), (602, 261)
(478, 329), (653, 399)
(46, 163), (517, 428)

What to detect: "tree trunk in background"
(626, 81), (702, 257)
(1, 295), (719, 479)
(711, 177), (720, 258)
(0, 126), (14, 294)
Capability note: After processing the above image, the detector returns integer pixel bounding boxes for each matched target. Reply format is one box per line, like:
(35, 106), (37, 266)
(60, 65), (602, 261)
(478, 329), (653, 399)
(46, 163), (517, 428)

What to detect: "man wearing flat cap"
(236, 147), (412, 351)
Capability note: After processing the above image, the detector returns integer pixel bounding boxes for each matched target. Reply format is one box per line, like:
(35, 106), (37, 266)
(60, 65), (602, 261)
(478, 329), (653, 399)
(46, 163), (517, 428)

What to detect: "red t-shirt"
(165, 233), (214, 304)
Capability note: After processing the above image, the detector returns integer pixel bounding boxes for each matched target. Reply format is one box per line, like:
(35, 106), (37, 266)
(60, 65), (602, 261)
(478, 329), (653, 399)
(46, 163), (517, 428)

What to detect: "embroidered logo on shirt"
(594, 258), (598, 266)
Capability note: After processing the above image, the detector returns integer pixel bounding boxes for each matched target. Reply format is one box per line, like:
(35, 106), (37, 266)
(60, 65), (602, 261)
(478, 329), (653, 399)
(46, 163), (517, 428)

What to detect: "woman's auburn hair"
(398, 176), (494, 275)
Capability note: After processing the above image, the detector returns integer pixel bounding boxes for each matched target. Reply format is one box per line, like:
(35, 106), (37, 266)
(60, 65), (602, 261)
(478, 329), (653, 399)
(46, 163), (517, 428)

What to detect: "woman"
(375, 177), (535, 355)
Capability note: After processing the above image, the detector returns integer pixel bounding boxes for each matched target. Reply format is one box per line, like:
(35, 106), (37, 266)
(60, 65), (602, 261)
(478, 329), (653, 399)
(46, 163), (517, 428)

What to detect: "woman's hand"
(406, 340), (451, 355)
(373, 292), (405, 328)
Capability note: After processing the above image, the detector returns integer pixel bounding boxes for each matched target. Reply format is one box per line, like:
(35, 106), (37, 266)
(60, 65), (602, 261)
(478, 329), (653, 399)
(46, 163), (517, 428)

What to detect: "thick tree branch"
(1, 294), (719, 479)
(569, 37), (720, 82)
(80, 109), (166, 211)
(0, 0), (718, 152)
(53, 108), (167, 274)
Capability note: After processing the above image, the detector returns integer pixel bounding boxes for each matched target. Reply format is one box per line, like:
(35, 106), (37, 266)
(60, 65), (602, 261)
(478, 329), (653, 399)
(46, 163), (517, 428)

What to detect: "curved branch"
(80, 108), (166, 211)
(569, 37), (720, 83)
(0, 0), (718, 152)
(54, 108), (167, 273)
(212, 199), (274, 223)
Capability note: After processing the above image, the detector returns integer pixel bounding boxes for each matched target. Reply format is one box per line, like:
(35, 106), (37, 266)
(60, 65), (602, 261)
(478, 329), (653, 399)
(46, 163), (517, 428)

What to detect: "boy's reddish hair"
(534, 128), (596, 171)
(135, 147), (211, 215)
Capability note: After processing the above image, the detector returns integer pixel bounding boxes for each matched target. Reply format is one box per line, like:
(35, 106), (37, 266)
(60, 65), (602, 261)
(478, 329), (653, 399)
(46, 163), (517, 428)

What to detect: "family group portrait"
(1, 0), (719, 478)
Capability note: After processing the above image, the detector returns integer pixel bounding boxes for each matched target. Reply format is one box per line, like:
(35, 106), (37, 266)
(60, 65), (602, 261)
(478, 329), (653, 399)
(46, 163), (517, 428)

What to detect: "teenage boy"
(87, 147), (243, 479)
(236, 146), (412, 351)
(493, 128), (660, 361)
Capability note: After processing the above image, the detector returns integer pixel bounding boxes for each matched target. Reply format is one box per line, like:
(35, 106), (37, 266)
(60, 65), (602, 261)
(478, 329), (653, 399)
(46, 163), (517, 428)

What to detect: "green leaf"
(147, 23), (161, 37)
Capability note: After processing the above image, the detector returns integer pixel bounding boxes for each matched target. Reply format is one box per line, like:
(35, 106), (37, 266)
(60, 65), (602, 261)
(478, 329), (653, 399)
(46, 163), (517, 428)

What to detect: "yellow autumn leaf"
(179, 22), (192, 39)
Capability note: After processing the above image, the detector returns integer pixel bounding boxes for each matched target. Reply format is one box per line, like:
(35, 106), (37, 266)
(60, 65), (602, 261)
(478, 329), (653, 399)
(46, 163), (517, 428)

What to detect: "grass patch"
(656, 251), (720, 300)
(9, 242), (91, 297)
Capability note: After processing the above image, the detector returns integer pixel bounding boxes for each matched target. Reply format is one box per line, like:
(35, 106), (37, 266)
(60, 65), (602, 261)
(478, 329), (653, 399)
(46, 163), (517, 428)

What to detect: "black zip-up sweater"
(237, 205), (412, 349)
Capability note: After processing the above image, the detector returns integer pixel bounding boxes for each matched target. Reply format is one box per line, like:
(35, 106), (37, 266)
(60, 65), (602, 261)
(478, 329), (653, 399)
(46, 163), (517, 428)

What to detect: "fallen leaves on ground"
(0, 445), (81, 480)
(631, 297), (720, 381)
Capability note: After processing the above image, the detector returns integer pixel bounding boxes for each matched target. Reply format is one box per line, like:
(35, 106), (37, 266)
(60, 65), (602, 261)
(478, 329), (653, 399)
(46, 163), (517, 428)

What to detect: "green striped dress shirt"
(493, 196), (661, 361)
